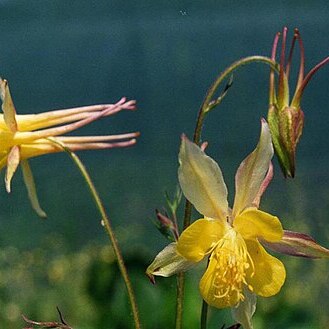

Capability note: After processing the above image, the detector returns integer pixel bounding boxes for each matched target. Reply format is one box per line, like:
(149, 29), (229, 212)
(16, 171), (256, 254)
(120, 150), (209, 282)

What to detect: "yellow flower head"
(176, 120), (285, 309)
(147, 120), (285, 313)
(147, 121), (329, 328)
(0, 78), (139, 216)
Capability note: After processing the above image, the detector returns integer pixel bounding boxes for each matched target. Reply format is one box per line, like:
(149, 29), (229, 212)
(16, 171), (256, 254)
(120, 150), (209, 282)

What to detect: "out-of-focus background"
(1, 1), (329, 328)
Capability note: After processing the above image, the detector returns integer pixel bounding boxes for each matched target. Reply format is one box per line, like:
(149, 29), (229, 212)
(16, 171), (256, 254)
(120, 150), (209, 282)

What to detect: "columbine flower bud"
(154, 209), (178, 241)
(268, 27), (329, 177)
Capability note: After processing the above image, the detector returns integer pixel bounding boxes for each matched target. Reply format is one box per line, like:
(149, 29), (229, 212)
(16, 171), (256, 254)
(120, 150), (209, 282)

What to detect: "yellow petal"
(234, 208), (283, 242)
(232, 120), (273, 217)
(246, 239), (286, 297)
(177, 218), (228, 262)
(0, 78), (18, 132)
(199, 249), (240, 308)
(178, 136), (228, 220)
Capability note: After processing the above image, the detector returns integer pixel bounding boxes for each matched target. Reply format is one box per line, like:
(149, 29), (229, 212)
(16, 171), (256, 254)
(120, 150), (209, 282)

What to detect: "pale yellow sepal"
(21, 160), (47, 218)
(0, 78), (18, 132)
(178, 136), (228, 220)
(5, 146), (20, 193)
(232, 119), (273, 217)
(263, 230), (329, 259)
(231, 288), (257, 329)
(146, 243), (194, 280)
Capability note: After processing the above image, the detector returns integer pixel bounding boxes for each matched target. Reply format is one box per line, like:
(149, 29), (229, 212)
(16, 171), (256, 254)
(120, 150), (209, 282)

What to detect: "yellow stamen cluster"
(210, 229), (254, 306)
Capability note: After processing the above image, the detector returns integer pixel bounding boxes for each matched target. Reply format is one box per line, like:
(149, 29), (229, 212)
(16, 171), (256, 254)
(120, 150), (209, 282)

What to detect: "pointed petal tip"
(38, 210), (48, 219)
(260, 119), (272, 144)
(146, 272), (156, 284)
(200, 141), (208, 151)
(179, 134), (190, 151)
(117, 96), (126, 104)
(281, 164), (295, 179)
(5, 181), (11, 193)
(120, 97), (137, 110)
(260, 117), (269, 129)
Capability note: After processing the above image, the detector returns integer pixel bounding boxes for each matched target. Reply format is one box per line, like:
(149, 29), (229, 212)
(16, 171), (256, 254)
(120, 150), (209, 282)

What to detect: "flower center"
(211, 228), (254, 306)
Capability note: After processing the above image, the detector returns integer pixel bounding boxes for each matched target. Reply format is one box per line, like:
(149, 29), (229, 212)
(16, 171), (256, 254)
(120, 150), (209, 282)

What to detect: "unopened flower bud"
(268, 27), (329, 177)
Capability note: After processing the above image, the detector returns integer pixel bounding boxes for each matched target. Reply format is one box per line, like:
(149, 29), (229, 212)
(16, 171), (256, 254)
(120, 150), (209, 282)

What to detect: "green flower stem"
(193, 56), (278, 145)
(49, 139), (141, 329)
(175, 56), (278, 329)
(175, 272), (185, 329)
(200, 299), (208, 329)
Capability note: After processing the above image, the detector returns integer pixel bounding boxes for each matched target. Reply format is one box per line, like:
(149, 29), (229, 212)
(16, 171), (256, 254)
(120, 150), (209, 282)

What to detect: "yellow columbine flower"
(148, 120), (285, 311)
(0, 78), (139, 217)
(147, 120), (329, 328)
(176, 120), (285, 309)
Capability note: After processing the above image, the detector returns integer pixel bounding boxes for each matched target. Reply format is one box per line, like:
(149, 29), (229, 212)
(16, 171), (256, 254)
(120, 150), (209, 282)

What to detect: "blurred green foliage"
(1, 228), (329, 328)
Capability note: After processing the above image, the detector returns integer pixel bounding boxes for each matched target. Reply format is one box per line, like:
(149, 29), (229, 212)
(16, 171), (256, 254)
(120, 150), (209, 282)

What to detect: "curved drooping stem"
(48, 138), (142, 329)
(193, 56), (278, 148)
(175, 56), (278, 329)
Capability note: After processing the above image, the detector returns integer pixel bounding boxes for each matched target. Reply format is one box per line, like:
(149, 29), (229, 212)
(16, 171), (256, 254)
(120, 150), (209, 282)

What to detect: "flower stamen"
(210, 229), (253, 306)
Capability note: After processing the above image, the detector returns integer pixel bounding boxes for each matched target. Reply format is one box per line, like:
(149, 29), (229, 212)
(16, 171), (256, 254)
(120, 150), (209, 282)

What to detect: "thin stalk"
(200, 300), (209, 329)
(175, 55), (278, 329)
(193, 56), (278, 144)
(49, 139), (141, 329)
(175, 272), (185, 329)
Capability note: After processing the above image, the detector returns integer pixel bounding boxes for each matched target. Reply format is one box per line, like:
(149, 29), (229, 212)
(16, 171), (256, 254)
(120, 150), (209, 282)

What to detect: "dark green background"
(0, 1), (329, 328)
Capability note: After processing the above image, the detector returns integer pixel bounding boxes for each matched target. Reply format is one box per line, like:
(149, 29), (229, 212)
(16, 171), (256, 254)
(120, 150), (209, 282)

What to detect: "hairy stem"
(175, 272), (185, 329)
